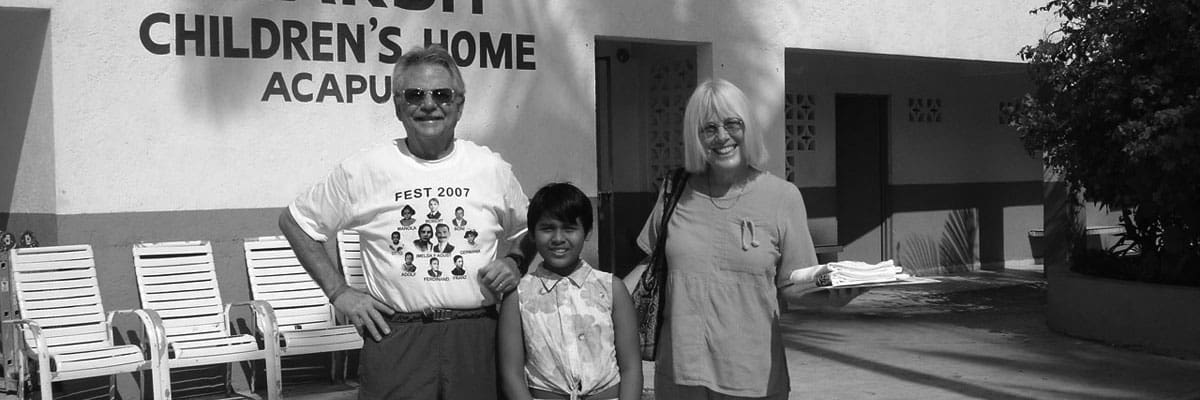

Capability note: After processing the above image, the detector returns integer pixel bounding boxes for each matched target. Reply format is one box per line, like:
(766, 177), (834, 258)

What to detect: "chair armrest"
(226, 300), (280, 349)
(1, 319), (48, 367)
(107, 308), (168, 363)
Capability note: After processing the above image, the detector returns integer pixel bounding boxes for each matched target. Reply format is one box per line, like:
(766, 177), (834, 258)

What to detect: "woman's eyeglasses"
(700, 118), (745, 137)
(399, 88), (458, 105)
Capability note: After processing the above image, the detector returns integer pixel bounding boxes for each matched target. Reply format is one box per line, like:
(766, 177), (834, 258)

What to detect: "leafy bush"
(1015, 0), (1200, 285)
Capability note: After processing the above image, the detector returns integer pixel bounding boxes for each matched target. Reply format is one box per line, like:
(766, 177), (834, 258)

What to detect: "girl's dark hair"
(527, 182), (592, 234)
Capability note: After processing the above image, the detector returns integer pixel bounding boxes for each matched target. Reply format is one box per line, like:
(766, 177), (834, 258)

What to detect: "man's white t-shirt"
(289, 138), (528, 312)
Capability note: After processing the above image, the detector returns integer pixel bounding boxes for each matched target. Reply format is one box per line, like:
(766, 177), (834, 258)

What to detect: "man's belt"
(389, 306), (496, 323)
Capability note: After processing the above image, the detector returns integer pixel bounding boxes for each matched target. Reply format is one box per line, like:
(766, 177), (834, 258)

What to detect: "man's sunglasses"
(399, 88), (458, 105)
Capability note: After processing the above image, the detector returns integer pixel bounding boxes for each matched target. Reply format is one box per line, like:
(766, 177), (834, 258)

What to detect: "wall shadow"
(0, 7), (50, 229)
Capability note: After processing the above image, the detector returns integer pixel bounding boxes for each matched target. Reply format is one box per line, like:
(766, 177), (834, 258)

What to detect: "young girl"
(499, 183), (642, 400)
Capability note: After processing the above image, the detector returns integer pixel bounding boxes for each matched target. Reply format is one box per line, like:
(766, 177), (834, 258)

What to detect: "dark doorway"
(594, 39), (697, 277)
(836, 94), (890, 263)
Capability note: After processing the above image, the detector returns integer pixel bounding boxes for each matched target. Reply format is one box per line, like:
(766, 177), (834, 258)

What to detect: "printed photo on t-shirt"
(402, 252), (417, 273)
(426, 198), (442, 220)
(427, 257), (443, 277)
(452, 206), (467, 228)
(464, 229), (478, 247)
(413, 223), (434, 252)
(452, 255), (465, 276)
(399, 204), (417, 227)
(388, 231), (406, 254)
(433, 223), (455, 253)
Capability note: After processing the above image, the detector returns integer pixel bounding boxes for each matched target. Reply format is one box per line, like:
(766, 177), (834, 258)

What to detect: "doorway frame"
(834, 93), (893, 262)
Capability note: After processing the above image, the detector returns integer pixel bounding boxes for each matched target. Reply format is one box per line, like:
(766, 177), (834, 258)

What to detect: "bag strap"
(652, 168), (690, 256)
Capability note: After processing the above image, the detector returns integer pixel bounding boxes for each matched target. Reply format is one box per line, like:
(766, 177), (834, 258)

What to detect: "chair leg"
(328, 352), (337, 383)
(264, 354), (281, 400)
(224, 362), (234, 397)
(14, 357), (27, 400)
(154, 363), (173, 400)
(150, 365), (170, 400)
(37, 363), (52, 400)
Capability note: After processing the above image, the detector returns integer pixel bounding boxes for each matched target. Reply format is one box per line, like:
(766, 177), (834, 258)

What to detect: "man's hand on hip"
(479, 256), (520, 294)
(332, 288), (395, 342)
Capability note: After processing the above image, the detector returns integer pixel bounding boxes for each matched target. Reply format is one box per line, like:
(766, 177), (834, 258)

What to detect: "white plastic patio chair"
(131, 240), (280, 400)
(3, 244), (168, 400)
(335, 231), (366, 291)
(242, 236), (362, 382)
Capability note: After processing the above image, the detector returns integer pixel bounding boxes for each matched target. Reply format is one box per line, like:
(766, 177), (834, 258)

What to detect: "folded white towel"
(790, 259), (904, 287)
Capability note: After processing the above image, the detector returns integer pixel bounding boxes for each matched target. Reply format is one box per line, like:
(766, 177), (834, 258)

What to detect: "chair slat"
(134, 254), (214, 270)
(130, 262), (212, 277)
(170, 334), (260, 360)
(255, 295), (326, 307)
(142, 289), (220, 305)
(257, 284), (323, 297)
(253, 273), (320, 286)
(17, 277), (97, 292)
(247, 249), (298, 260)
(273, 306), (332, 320)
(141, 279), (219, 293)
(242, 236), (289, 249)
(138, 271), (213, 287)
(153, 304), (223, 320)
(31, 313), (106, 328)
(11, 246), (92, 265)
(13, 267), (95, 282)
(11, 257), (95, 273)
(40, 323), (107, 338)
(10, 244), (91, 256)
(132, 242), (210, 255)
(45, 337), (112, 354)
(276, 315), (334, 329)
(19, 286), (96, 301)
(21, 295), (101, 310)
(161, 317), (225, 333)
(147, 297), (219, 310)
(44, 330), (108, 348)
(22, 304), (104, 320)
(346, 276), (368, 289)
(56, 345), (142, 360)
(281, 327), (360, 348)
(166, 329), (230, 343)
(248, 259), (305, 270)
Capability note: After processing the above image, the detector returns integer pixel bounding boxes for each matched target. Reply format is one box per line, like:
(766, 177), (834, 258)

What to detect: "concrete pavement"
(284, 267), (1200, 399)
(778, 268), (1200, 399)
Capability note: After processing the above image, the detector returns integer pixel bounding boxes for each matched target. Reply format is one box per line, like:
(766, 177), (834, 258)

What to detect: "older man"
(279, 45), (532, 400)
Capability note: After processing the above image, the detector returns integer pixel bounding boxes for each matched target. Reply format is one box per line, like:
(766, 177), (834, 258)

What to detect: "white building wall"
(0, 0), (1054, 215)
(0, 0), (1056, 306)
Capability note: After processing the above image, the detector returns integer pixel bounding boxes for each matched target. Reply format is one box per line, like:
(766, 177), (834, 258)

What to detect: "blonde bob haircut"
(681, 79), (769, 173)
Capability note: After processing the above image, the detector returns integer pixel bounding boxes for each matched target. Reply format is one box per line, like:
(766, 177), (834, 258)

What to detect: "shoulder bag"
(632, 168), (689, 361)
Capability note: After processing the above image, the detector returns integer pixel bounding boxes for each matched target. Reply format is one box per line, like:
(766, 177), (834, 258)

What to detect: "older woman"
(636, 79), (849, 399)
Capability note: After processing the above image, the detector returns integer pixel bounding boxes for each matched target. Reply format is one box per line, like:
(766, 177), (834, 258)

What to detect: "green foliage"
(1015, 0), (1200, 283)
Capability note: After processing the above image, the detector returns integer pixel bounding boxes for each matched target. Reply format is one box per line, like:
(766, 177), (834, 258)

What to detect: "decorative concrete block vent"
(908, 97), (942, 122)
(646, 57), (695, 188)
(785, 93), (816, 183)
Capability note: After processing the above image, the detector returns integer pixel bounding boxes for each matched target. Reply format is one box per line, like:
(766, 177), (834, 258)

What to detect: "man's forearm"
(278, 209), (348, 297)
(504, 233), (536, 274)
